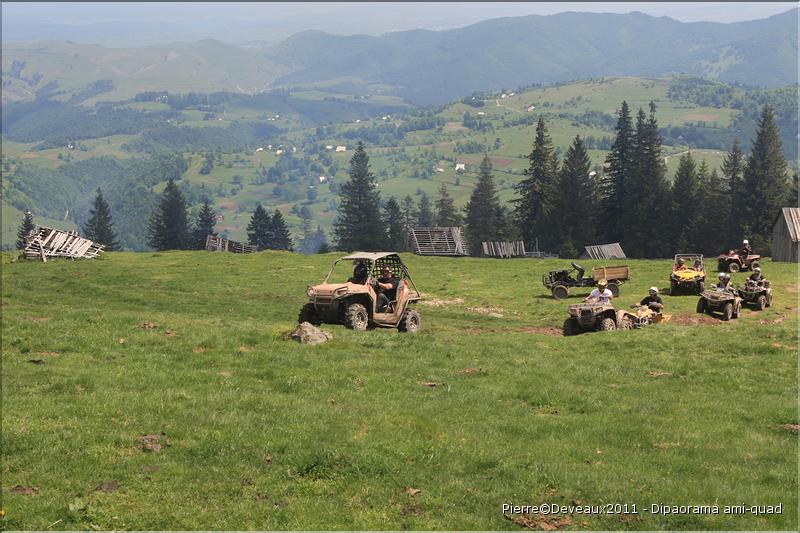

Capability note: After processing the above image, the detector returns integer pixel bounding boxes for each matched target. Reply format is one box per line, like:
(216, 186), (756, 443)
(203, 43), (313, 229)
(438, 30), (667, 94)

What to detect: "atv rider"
(639, 287), (664, 313)
(749, 267), (764, 283)
(376, 266), (400, 312)
(716, 273), (735, 293)
(738, 239), (753, 264)
(585, 279), (613, 304)
(675, 258), (687, 270)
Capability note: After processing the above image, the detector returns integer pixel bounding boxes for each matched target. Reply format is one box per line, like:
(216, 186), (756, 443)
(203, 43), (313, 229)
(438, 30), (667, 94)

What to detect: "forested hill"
(268, 9), (799, 104)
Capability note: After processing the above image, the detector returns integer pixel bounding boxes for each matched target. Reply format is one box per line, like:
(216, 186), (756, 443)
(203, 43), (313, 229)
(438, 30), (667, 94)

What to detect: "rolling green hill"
(2, 76), (796, 250)
(2, 251), (797, 529)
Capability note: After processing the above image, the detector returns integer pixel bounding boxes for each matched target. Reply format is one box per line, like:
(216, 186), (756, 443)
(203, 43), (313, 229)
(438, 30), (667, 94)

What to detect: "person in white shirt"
(585, 279), (613, 304)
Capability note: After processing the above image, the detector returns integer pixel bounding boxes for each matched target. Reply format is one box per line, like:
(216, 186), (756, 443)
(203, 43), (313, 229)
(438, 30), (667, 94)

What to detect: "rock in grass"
(289, 322), (332, 345)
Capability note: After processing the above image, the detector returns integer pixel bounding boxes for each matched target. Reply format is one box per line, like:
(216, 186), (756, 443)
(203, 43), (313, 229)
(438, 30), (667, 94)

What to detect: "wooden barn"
(772, 207), (800, 262)
(579, 242), (626, 260)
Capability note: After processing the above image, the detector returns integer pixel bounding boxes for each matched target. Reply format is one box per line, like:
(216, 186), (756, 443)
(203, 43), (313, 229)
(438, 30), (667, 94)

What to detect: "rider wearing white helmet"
(749, 266), (763, 282)
(639, 286), (664, 312)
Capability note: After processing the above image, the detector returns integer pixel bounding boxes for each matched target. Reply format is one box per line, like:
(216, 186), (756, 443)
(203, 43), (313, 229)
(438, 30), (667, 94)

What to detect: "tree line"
(328, 104), (794, 258)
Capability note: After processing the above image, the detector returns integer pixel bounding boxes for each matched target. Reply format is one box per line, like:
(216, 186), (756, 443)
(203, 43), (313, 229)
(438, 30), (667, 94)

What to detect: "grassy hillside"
(2, 251), (797, 530)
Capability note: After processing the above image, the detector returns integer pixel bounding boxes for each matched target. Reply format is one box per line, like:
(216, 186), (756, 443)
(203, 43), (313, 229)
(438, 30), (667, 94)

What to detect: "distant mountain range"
(267, 9), (799, 104)
(2, 9), (797, 106)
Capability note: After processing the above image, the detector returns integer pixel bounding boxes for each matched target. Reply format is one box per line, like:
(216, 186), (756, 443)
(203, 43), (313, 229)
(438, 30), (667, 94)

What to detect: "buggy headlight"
(307, 286), (315, 297)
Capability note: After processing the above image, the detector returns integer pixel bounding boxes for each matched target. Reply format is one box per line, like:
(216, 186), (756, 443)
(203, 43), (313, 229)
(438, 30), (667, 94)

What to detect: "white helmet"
(743, 239), (749, 244)
(649, 287), (658, 294)
(718, 273), (726, 280)
(754, 267), (761, 273)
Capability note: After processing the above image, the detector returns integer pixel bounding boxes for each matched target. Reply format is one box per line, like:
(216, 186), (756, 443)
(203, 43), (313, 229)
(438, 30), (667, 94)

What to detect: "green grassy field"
(2, 251), (797, 530)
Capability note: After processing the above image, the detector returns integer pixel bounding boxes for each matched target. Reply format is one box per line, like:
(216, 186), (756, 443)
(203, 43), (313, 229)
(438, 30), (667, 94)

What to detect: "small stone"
(289, 322), (333, 345)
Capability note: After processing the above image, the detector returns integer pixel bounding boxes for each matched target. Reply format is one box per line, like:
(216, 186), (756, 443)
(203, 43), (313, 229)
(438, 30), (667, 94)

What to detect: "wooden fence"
(205, 234), (258, 254)
(482, 241), (526, 258)
(410, 227), (468, 256)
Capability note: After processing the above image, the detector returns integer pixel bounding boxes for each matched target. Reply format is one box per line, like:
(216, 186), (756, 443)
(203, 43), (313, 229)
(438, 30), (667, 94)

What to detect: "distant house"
(434, 167), (444, 173)
(527, 105), (536, 112)
(255, 147), (264, 152)
(318, 176), (327, 183)
(325, 145), (334, 151)
(508, 92), (515, 96)
(455, 163), (466, 172)
(335, 146), (347, 152)
(476, 112), (486, 117)
(355, 119), (361, 123)
(500, 94), (508, 99)
(292, 147), (297, 153)
(267, 144), (273, 150)
(275, 149), (284, 155)
(772, 207), (800, 262)
(580, 242), (626, 260)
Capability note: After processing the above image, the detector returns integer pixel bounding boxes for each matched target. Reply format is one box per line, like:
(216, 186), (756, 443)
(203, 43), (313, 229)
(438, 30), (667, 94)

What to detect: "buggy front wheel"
(398, 309), (421, 333)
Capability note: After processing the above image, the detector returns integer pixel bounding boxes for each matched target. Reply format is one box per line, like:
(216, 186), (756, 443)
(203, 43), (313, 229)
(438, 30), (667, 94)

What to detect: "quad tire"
(619, 316), (634, 330)
(563, 318), (579, 336)
(697, 281), (705, 293)
(344, 303), (369, 331)
(696, 298), (706, 314)
(756, 294), (766, 311)
(766, 293), (773, 307)
(732, 301), (741, 319)
(598, 317), (616, 331)
(750, 261), (760, 271)
(552, 285), (569, 300)
(398, 309), (421, 333)
(722, 303), (733, 321)
(608, 282), (620, 297)
(298, 303), (321, 325)
(727, 262), (740, 273)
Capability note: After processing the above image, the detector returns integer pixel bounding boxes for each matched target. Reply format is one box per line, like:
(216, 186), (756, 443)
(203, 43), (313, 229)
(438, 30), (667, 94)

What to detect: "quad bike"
(718, 250), (761, 273)
(738, 278), (773, 311)
(696, 288), (742, 321)
(543, 262), (628, 300)
(616, 305), (664, 329)
(563, 301), (620, 335)
(300, 252), (421, 332)
(670, 254), (706, 295)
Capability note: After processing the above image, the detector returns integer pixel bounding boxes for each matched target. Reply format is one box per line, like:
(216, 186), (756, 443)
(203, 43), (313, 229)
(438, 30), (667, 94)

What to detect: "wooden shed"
(772, 207), (800, 262)
(579, 242), (626, 260)
(410, 227), (467, 256)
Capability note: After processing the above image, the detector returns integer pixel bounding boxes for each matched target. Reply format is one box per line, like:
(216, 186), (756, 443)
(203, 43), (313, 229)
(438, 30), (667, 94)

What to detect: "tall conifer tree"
(383, 197), (407, 250)
(246, 204), (272, 250)
(554, 136), (596, 256)
(83, 188), (119, 251)
(270, 209), (293, 251)
(417, 192), (434, 227)
(192, 198), (216, 250)
(434, 183), (462, 226)
(147, 179), (192, 251)
(600, 101), (634, 243)
(16, 211), (35, 250)
(332, 142), (384, 251)
(465, 155), (505, 256)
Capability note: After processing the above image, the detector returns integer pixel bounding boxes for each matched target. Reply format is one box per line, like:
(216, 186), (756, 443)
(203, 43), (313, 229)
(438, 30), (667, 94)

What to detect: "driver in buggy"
(375, 266), (400, 312)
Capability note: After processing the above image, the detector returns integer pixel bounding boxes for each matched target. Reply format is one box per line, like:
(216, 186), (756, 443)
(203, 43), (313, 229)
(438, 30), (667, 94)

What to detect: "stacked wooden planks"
(482, 241), (526, 258)
(410, 227), (468, 256)
(205, 234), (258, 254)
(22, 227), (105, 262)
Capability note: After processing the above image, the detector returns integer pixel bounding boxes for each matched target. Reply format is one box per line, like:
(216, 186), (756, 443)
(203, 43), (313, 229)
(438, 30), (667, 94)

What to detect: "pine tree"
(417, 192), (434, 227)
(741, 105), (790, 252)
(246, 204), (272, 250)
(16, 211), (35, 250)
(434, 183), (462, 226)
(83, 188), (119, 251)
(626, 102), (669, 257)
(514, 117), (559, 249)
(401, 195), (418, 230)
(332, 142), (384, 251)
(270, 209), (293, 251)
(721, 139), (745, 243)
(553, 136), (596, 256)
(298, 206), (316, 254)
(192, 198), (216, 250)
(464, 155), (505, 256)
(599, 101), (634, 243)
(147, 179), (192, 251)
(383, 197), (407, 250)
(669, 152), (700, 252)
(315, 226), (330, 254)
(701, 167), (729, 254)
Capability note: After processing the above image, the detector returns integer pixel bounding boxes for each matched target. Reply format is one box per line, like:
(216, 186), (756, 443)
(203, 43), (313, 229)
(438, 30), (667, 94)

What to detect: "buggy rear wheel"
(552, 285), (569, 300)
(727, 262), (740, 273)
(398, 309), (421, 333)
(607, 282), (620, 297)
(721, 303), (733, 321)
(756, 294), (766, 311)
(344, 303), (369, 331)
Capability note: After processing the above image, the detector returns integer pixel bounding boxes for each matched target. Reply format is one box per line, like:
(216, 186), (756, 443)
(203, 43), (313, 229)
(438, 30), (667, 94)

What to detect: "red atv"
(717, 250), (760, 273)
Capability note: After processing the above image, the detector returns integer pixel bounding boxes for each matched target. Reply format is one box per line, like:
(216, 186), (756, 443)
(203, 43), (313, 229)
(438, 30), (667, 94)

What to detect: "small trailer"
(543, 262), (630, 299)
